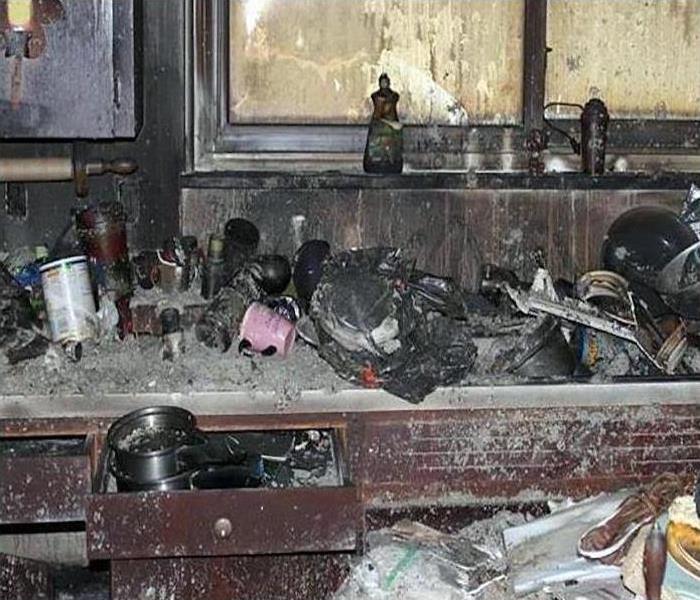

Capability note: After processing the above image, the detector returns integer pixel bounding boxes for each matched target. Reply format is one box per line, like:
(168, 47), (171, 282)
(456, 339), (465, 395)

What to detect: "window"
(228, 0), (524, 126)
(190, 0), (700, 171)
(546, 0), (700, 120)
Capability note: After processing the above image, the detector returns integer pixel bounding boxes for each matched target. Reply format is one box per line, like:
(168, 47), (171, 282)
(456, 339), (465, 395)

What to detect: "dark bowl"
(293, 240), (331, 304)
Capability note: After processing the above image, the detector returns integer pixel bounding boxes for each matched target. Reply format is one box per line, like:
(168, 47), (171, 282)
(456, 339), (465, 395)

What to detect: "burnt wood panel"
(181, 188), (682, 288)
(111, 554), (350, 600)
(0, 455), (90, 524)
(0, 553), (52, 600)
(0, 0), (183, 249)
(0, 0), (140, 138)
(357, 405), (700, 505)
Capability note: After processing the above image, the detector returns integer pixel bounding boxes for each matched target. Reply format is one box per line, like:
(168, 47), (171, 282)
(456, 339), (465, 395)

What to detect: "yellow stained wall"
(546, 0), (700, 119)
(228, 0), (524, 125)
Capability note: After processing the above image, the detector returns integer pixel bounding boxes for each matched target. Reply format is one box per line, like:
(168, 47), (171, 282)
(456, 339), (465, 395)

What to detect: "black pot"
(249, 255), (292, 295)
(107, 406), (200, 484)
(113, 464), (194, 492)
(224, 218), (260, 273)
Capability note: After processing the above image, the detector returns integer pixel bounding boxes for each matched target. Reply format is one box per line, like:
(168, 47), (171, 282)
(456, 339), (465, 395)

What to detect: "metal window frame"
(186, 0), (700, 173)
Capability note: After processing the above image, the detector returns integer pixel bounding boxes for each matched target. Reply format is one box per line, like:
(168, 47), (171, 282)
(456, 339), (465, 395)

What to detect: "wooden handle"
(0, 157), (73, 181)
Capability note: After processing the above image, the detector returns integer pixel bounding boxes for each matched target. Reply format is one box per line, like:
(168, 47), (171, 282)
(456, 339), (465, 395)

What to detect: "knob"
(213, 517), (232, 540)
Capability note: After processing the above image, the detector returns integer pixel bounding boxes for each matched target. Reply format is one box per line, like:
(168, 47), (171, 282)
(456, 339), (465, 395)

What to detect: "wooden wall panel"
(181, 188), (681, 288)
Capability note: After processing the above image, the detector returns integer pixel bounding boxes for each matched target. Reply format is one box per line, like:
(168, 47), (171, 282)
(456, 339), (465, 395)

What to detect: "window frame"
(187, 0), (700, 173)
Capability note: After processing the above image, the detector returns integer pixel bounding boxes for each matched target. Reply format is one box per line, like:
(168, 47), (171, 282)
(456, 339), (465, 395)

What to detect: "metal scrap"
(482, 266), (687, 374)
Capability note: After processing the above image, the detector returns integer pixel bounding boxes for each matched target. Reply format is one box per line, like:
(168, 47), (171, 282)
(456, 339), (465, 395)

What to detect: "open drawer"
(86, 425), (362, 560)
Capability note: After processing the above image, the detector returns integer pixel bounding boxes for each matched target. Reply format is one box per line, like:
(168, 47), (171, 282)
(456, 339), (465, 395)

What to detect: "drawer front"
(0, 455), (91, 524)
(110, 555), (350, 600)
(87, 486), (361, 560)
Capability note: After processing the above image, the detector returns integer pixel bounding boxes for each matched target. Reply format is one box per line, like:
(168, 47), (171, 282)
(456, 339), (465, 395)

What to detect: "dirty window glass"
(228, 0), (524, 126)
(546, 0), (700, 119)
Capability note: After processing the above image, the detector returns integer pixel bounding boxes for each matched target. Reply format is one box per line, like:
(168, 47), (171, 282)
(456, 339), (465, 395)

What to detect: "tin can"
(40, 256), (97, 342)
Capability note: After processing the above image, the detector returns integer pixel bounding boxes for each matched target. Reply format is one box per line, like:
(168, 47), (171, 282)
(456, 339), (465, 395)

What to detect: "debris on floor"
(333, 512), (522, 600)
(6, 197), (700, 402)
(333, 474), (699, 600)
(503, 492), (630, 596)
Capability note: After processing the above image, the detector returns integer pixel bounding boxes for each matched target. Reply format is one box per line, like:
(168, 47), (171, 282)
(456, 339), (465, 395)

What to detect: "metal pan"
(107, 406), (200, 484)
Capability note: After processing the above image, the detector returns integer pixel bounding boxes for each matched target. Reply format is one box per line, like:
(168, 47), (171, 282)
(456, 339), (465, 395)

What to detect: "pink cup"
(239, 302), (296, 358)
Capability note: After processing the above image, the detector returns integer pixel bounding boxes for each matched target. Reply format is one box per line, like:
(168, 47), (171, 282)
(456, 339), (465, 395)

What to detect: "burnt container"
(201, 234), (226, 300)
(75, 201), (133, 298)
(580, 98), (609, 176)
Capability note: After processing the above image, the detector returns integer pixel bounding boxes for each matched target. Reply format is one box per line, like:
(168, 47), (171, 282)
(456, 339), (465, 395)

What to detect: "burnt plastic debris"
(265, 296), (302, 323)
(580, 98), (609, 175)
(201, 234), (226, 300)
(248, 254), (291, 295)
(488, 316), (575, 378)
(310, 247), (476, 403)
(680, 183), (700, 238)
(293, 239), (331, 308)
(0, 262), (49, 364)
(363, 74), (403, 174)
(158, 236), (200, 293)
(195, 269), (263, 352)
(62, 340), (83, 363)
(224, 218), (260, 279)
(132, 250), (159, 290)
(75, 201), (132, 298)
(160, 308), (184, 361)
(602, 205), (700, 321)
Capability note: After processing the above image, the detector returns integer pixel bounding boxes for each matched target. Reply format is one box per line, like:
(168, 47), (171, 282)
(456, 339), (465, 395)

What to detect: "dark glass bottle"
(580, 98), (609, 176)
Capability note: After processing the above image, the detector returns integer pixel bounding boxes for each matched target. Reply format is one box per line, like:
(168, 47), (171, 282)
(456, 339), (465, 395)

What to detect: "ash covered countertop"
(0, 334), (350, 400)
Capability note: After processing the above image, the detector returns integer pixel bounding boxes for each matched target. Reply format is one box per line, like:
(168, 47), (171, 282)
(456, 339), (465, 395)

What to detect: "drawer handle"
(214, 517), (233, 540)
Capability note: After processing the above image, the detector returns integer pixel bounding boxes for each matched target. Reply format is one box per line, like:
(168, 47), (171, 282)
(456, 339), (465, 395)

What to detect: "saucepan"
(107, 406), (202, 484)
(107, 406), (259, 491)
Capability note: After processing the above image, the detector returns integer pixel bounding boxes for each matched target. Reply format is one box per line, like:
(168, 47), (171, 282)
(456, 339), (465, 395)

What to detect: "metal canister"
(40, 255), (97, 343)
(160, 308), (184, 361)
(580, 98), (609, 176)
(75, 201), (132, 297)
(201, 234), (225, 300)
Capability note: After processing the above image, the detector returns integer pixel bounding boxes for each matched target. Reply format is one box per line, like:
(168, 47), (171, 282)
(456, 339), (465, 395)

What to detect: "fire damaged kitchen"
(1, 0), (700, 599)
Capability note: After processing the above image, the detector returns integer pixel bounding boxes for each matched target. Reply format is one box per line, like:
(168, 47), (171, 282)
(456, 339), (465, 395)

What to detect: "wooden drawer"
(87, 486), (360, 560)
(86, 426), (361, 560)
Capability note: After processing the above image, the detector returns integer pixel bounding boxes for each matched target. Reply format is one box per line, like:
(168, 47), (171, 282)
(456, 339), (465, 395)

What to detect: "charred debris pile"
(4, 189), (700, 402)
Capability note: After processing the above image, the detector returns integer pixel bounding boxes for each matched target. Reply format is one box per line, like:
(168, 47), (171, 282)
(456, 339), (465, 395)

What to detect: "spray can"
(40, 256), (97, 343)
(201, 234), (226, 300)
(580, 98), (609, 176)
